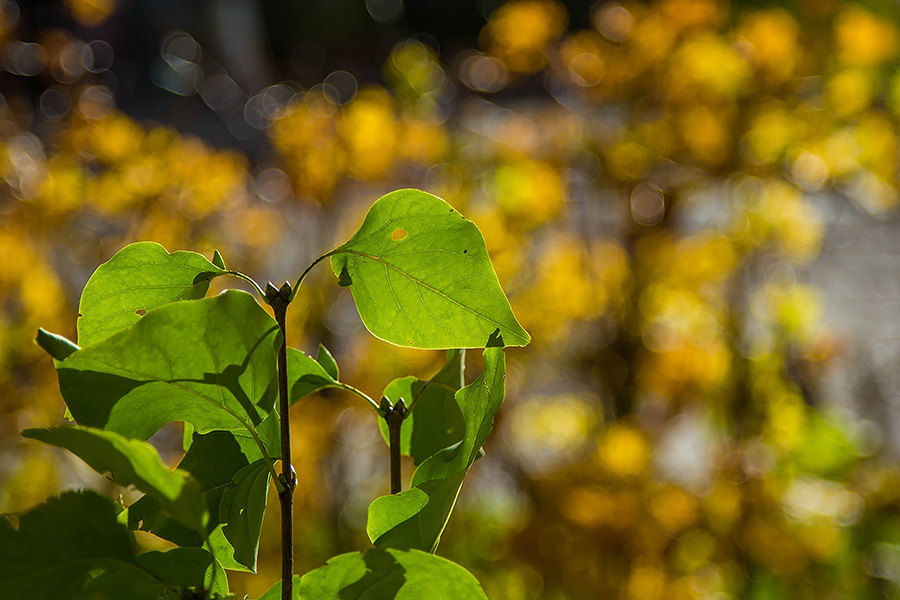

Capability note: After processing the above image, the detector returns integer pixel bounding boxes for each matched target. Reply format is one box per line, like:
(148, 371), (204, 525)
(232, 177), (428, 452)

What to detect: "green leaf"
(377, 350), (466, 465)
(212, 249), (226, 270)
(35, 328), (80, 361)
(255, 548), (488, 600)
(129, 430), (270, 573)
(287, 347), (342, 406)
(77, 241), (224, 348)
(81, 548), (230, 600)
(138, 548), (229, 596)
(367, 347), (505, 552)
(315, 343), (340, 380)
(218, 458), (271, 570)
(0, 490), (222, 600)
(22, 425), (207, 533)
(56, 290), (281, 457)
(330, 189), (530, 349)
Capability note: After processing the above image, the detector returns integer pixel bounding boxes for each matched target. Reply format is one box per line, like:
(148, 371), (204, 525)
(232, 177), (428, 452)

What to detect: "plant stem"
(269, 282), (294, 600)
(384, 400), (407, 494)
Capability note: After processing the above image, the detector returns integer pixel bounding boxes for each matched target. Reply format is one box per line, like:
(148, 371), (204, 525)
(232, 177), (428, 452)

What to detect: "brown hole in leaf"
(136, 309), (147, 316)
(392, 228), (407, 241)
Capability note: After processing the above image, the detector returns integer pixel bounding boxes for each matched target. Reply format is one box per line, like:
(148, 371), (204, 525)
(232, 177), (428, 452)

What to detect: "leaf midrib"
(338, 249), (522, 342)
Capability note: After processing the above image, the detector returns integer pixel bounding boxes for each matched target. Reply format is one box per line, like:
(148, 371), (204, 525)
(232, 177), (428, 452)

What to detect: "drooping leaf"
(287, 347), (342, 406)
(35, 328), (80, 361)
(23, 425), (207, 533)
(218, 458), (271, 570)
(330, 189), (530, 349)
(0, 490), (221, 600)
(129, 430), (270, 573)
(255, 548), (488, 600)
(77, 241), (225, 348)
(56, 290), (281, 457)
(367, 347), (505, 552)
(377, 350), (466, 465)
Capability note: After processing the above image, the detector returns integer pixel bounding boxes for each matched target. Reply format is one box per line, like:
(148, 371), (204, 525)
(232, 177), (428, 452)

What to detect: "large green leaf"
(22, 425), (207, 533)
(129, 430), (271, 573)
(55, 290), (280, 457)
(77, 241), (224, 348)
(366, 347), (505, 552)
(377, 349), (466, 465)
(330, 189), (529, 349)
(0, 490), (223, 600)
(255, 548), (488, 600)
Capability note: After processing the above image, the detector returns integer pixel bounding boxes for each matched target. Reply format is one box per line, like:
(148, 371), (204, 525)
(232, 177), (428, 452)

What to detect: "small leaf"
(23, 425), (207, 533)
(287, 347), (341, 406)
(255, 548), (488, 600)
(330, 189), (530, 349)
(367, 347), (505, 552)
(35, 328), (80, 361)
(77, 241), (225, 347)
(212, 249), (226, 270)
(315, 343), (340, 380)
(337, 264), (353, 287)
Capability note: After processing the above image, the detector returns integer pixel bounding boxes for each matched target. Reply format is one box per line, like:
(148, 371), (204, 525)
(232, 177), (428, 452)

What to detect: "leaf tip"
(35, 328), (80, 361)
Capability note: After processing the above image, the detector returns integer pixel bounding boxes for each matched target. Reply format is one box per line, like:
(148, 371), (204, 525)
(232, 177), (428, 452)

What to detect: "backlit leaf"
(23, 425), (207, 533)
(287, 347), (342, 406)
(56, 290), (281, 458)
(330, 189), (530, 349)
(77, 241), (224, 348)
(255, 548), (488, 600)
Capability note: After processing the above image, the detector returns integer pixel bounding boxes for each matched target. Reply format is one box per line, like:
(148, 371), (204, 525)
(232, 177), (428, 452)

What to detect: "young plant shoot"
(5, 189), (529, 600)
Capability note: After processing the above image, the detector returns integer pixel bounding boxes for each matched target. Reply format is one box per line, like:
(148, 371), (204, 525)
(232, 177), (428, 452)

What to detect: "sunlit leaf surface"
(330, 189), (530, 349)
(255, 548), (488, 600)
(76, 242), (224, 347)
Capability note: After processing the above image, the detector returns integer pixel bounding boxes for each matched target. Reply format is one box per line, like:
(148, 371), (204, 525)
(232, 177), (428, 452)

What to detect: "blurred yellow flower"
(651, 485), (699, 534)
(597, 423), (650, 479)
(64, 0), (116, 28)
(743, 103), (805, 165)
(658, 0), (724, 32)
(492, 158), (565, 227)
(737, 8), (799, 83)
(626, 561), (667, 600)
(826, 69), (874, 118)
(481, 0), (569, 73)
(667, 33), (750, 100)
(339, 87), (398, 180)
(835, 5), (899, 67)
(678, 104), (732, 164)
